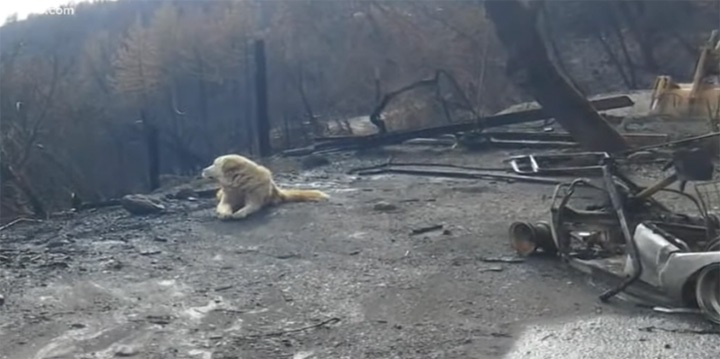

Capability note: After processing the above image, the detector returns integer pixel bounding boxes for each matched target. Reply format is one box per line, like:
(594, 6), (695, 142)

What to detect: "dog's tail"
(277, 188), (329, 202)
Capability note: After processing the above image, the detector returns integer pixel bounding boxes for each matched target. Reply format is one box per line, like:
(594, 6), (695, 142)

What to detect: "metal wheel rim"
(695, 264), (720, 325)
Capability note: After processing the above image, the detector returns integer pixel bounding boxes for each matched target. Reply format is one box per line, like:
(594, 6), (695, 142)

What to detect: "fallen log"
(316, 96), (632, 144)
(285, 95), (634, 156)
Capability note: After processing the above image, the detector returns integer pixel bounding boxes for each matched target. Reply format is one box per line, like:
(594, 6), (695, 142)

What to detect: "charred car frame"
(509, 149), (720, 324)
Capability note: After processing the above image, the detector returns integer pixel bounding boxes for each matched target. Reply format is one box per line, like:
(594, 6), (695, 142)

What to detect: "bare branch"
(17, 53), (73, 169)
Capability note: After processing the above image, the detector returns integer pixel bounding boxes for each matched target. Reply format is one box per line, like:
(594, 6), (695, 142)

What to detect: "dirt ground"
(1, 144), (719, 359)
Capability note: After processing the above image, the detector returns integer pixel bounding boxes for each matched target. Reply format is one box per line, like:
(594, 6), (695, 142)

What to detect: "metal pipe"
(635, 173), (678, 200)
(509, 221), (555, 256)
(642, 221), (692, 253)
(621, 132), (720, 155)
(599, 164), (644, 302)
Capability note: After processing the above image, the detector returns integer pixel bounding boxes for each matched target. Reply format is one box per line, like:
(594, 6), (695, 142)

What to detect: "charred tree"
(0, 161), (46, 219)
(484, 0), (629, 153)
(254, 39), (272, 157)
(140, 110), (160, 191)
(295, 62), (322, 136)
(243, 34), (256, 154)
(614, 1), (660, 74)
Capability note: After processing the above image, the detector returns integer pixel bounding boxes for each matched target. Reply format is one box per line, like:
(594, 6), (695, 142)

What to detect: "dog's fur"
(201, 154), (328, 220)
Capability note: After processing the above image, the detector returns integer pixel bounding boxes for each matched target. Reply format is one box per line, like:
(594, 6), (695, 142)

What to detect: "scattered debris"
(171, 187), (197, 200)
(373, 201), (398, 211)
(403, 137), (457, 147)
(639, 326), (720, 335)
(399, 198), (437, 203)
(247, 317), (341, 338)
(410, 224), (444, 235)
(145, 315), (173, 325)
(194, 188), (220, 198)
(652, 306), (701, 315)
(284, 96), (634, 156)
(456, 131), (665, 149)
(301, 154), (331, 170)
(477, 256), (525, 264)
(139, 249), (162, 256)
(72, 198), (122, 211)
(0, 218), (41, 232)
(626, 151), (663, 162)
(621, 131), (720, 156)
(507, 152), (609, 176)
(649, 30), (720, 120)
(275, 253), (300, 260)
(114, 345), (139, 357)
(347, 159), (508, 174)
(292, 351), (316, 359)
(103, 258), (124, 271)
(120, 194), (166, 215)
(480, 266), (505, 272)
(357, 166), (564, 185)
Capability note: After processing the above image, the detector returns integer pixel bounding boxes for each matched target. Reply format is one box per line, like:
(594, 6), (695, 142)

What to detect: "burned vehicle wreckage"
(508, 146), (720, 325)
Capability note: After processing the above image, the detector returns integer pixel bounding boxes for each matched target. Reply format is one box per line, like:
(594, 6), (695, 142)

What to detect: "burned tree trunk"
(484, 0), (629, 152)
(140, 111), (160, 191)
(0, 162), (46, 219)
(254, 39), (272, 157)
(295, 62), (322, 136)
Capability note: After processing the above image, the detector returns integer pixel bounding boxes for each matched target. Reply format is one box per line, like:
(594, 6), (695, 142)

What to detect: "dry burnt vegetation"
(0, 0), (718, 222)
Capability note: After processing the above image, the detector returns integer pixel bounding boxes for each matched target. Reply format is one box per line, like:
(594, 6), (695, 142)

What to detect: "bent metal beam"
(484, 0), (629, 153)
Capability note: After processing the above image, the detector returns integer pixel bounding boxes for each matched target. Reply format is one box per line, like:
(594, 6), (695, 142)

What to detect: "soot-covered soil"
(1, 146), (718, 359)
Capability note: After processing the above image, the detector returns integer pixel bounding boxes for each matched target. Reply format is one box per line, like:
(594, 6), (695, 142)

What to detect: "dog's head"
(201, 154), (250, 186)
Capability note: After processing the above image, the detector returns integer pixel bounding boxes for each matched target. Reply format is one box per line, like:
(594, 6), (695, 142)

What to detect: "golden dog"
(201, 154), (329, 220)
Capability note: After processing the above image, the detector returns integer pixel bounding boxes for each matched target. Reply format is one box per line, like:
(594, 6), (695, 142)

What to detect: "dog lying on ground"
(201, 154), (329, 220)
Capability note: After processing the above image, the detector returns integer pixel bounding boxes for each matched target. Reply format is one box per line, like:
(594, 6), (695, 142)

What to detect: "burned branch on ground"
(285, 96), (635, 157)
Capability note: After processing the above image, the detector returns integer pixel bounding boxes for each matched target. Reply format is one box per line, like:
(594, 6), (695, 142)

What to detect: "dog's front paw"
(216, 207), (233, 220)
(216, 201), (234, 219)
(230, 210), (249, 219)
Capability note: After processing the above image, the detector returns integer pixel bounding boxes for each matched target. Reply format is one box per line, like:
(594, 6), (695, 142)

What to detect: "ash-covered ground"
(1, 144), (719, 359)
